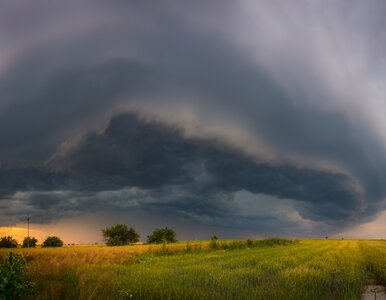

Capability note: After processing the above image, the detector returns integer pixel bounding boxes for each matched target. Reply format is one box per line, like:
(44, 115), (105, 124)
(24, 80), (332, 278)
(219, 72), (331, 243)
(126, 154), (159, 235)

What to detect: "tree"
(42, 236), (63, 247)
(102, 224), (139, 246)
(147, 227), (176, 244)
(0, 236), (18, 248)
(22, 237), (38, 248)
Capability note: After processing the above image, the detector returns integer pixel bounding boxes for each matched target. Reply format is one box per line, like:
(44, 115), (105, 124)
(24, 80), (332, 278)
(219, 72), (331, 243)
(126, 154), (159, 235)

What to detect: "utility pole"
(27, 214), (30, 248)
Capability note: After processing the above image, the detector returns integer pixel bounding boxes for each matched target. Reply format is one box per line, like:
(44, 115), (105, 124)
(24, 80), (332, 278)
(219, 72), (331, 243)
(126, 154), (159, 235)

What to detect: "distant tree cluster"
(22, 237), (38, 248)
(0, 235), (67, 248)
(101, 225), (177, 246)
(42, 236), (63, 248)
(147, 227), (176, 244)
(102, 224), (139, 246)
(0, 236), (18, 248)
(0, 225), (180, 248)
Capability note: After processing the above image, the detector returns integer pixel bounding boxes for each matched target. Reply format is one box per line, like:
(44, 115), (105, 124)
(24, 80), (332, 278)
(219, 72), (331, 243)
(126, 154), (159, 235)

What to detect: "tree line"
(0, 225), (177, 248)
(0, 236), (63, 248)
(102, 224), (177, 246)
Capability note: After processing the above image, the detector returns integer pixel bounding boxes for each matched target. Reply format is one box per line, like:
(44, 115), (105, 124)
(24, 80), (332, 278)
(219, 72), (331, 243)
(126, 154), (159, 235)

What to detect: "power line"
(27, 214), (30, 248)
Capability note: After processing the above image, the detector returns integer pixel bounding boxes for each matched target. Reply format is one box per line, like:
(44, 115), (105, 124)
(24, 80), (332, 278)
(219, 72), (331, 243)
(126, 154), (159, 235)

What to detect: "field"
(2, 239), (386, 299)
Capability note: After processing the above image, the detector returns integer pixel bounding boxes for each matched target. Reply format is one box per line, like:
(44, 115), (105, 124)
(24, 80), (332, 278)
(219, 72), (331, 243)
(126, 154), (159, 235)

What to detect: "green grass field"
(2, 239), (386, 299)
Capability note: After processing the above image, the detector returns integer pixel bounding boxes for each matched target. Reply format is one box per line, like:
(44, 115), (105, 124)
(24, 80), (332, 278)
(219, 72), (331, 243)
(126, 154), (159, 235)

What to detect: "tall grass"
(1, 239), (386, 299)
(0, 252), (35, 299)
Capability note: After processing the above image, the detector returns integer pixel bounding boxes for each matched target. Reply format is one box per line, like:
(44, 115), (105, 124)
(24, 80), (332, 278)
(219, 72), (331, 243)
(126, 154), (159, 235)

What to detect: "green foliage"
(224, 240), (245, 250)
(208, 238), (297, 251)
(6, 239), (386, 299)
(0, 253), (35, 299)
(147, 227), (176, 244)
(185, 242), (192, 253)
(155, 242), (171, 256)
(67, 239), (372, 299)
(253, 237), (298, 247)
(136, 255), (153, 265)
(22, 237), (38, 248)
(209, 238), (218, 250)
(102, 224), (139, 246)
(0, 236), (18, 248)
(42, 236), (63, 247)
(211, 235), (218, 240)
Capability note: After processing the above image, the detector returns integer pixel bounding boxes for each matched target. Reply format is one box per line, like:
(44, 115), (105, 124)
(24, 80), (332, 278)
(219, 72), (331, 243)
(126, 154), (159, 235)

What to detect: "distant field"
(2, 239), (386, 299)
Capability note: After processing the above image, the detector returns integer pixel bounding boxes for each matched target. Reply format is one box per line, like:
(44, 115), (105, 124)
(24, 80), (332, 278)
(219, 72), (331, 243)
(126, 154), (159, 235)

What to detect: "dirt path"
(362, 285), (386, 300)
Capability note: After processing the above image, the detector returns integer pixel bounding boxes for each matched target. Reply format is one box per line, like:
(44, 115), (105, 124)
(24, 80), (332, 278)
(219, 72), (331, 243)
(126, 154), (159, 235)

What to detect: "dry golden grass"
(2, 239), (386, 299)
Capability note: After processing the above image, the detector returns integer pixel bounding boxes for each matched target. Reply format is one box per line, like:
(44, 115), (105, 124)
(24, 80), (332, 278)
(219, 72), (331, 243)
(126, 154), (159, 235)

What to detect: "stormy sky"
(1, 0), (386, 241)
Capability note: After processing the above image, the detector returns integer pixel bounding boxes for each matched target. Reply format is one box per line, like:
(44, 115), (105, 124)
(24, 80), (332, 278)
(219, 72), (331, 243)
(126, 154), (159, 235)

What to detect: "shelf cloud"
(1, 1), (386, 237)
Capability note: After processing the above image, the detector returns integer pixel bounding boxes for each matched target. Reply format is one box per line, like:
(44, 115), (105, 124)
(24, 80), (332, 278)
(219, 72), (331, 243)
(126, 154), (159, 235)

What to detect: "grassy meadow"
(2, 239), (386, 299)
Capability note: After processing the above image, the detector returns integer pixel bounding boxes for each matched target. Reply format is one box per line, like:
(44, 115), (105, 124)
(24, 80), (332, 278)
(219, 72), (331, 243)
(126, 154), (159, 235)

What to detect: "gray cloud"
(1, 1), (386, 236)
(0, 113), (370, 235)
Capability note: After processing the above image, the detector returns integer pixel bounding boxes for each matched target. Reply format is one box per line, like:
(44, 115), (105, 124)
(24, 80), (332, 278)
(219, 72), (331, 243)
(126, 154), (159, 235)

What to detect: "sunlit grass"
(2, 239), (386, 299)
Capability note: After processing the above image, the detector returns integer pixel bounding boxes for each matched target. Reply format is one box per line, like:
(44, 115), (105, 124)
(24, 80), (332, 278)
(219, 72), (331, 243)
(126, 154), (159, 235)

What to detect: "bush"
(208, 238), (297, 252)
(42, 236), (63, 247)
(0, 253), (35, 299)
(253, 238), (298, 247)
(102, 224), (140, 246)
(147, 227), (176, 244)
(227, 240), (245, 250)
(0, 236), (18, 248)
(209, 238), (218, 250)
(22, 237), (38, 248)
(185, 242), (192, 253)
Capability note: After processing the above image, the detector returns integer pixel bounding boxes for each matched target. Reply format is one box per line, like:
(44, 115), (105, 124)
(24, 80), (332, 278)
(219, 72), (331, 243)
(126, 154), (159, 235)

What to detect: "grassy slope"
(2, 239), (386, 299)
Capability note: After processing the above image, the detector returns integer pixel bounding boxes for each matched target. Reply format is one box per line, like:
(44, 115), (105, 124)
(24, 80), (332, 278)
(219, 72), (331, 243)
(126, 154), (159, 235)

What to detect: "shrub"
(253, 238), (298, 247)
(42, 236), (63, 247)
(185, 242), (192, 253)
(209, 238), (218, 250)
(0, 253), (35, 299)
(0, 236), (18, 248)
(147, 227), (176, 244)
(208, 238), (297, 252)
(227, 240), (245, 250)
(102, 224), (140, 246)
(22, 237), (38, 248)
(156, 242), (170, 256)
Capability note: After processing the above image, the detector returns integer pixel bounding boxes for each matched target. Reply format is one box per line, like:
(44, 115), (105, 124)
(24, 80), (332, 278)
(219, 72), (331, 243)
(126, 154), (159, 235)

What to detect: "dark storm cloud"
(0, 0), (237, 163)
(0, 60), (155, 161)
(1, 1), (386, 234)
(0, 113), (366, 230)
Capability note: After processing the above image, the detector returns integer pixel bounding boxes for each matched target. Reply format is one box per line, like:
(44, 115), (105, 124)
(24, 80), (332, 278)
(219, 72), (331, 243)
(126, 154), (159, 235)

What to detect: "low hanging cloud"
(0, 112), (370, 234)
(1, 1), (386, 236)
